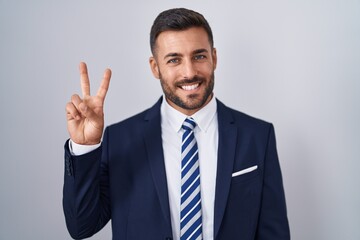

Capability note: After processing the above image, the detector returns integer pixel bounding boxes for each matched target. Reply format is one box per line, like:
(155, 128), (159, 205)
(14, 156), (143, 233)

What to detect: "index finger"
(79, 62), (91, 97)
(97, 68), (112, 100)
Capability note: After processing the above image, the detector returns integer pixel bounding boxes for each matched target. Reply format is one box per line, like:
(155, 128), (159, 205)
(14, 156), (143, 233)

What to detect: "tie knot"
(182, 117), (196, 131)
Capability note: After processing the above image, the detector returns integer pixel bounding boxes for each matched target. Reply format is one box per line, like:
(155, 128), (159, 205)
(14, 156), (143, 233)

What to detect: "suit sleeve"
(62, 129), (111, 239)
(256, 124), (290, 239)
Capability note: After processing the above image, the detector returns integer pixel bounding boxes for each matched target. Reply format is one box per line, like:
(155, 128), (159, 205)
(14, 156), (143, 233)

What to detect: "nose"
(182, 59), (197, 79)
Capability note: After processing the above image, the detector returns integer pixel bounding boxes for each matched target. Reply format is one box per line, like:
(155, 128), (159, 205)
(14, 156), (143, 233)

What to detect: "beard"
(159, 71), (215, 111)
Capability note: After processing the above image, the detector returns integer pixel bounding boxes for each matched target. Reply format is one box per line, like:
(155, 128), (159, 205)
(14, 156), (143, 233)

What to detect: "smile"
(181, 83), (200, 91)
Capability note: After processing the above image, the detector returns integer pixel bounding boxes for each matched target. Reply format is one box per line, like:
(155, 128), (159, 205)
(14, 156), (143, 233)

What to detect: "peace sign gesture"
(66, 62), (111, 145)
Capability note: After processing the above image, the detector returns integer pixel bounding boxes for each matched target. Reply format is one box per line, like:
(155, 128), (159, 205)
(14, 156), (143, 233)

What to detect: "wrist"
(69, 139), (101, 156)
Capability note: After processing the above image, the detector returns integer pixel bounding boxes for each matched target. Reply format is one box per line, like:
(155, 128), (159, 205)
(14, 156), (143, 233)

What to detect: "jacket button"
(65, 156), (73, 176)
(165, 238), (172, 240)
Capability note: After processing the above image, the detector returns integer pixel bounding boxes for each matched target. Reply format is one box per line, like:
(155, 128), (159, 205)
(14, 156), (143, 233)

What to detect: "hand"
(66, 62), (111, 145)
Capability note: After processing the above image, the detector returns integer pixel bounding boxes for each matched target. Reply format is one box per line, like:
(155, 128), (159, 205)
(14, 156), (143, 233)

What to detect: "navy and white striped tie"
(180, 117), (202, 240)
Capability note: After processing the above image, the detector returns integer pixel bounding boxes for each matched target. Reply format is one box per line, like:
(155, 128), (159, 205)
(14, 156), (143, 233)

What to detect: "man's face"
(149, 27), (217, 115)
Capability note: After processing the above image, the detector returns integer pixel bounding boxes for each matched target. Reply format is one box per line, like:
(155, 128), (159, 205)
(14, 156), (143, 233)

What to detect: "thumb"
(79, 102), (88, 113)
(79, 102), (101, 124)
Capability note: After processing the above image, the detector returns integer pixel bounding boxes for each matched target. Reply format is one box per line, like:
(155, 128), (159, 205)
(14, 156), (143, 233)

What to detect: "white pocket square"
(232, 165), (258, 177)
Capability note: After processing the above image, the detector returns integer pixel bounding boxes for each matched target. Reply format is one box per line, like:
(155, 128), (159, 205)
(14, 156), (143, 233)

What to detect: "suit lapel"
(214, 100), (238, 239)
(143, 98), (172, 231)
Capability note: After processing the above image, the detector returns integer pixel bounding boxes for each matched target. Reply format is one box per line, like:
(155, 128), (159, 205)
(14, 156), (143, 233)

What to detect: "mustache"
(176, 76), (205, 86)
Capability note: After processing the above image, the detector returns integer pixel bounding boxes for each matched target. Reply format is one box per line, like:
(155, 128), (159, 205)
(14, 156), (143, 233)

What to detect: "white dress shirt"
(70, 96), (218, 239)
(161, 96), (218, 240)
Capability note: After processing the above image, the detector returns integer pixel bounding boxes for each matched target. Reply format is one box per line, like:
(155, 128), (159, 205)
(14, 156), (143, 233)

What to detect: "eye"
(194, 55), (206, 60)
(167, 58), (180, 64)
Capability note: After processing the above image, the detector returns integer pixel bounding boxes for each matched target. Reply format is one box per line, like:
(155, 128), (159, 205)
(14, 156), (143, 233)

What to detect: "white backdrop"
(0, 0), (359, 239)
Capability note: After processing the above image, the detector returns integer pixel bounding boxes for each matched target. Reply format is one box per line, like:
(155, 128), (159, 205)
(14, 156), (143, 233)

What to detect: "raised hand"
(66, 62), (111, 145)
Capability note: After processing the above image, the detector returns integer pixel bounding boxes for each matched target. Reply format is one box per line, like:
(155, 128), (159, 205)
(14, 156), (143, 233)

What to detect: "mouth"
(180, 83), (200, 91)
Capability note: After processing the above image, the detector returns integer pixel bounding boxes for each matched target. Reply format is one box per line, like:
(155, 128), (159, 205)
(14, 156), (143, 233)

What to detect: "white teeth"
(181, 84), (199, 91)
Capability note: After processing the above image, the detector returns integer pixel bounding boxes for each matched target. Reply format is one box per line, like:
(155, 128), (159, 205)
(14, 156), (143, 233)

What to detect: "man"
(63, 8), (290, 240)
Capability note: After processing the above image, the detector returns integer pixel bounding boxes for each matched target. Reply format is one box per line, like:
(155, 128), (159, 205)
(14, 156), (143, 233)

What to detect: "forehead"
(155, 27), (211, 56)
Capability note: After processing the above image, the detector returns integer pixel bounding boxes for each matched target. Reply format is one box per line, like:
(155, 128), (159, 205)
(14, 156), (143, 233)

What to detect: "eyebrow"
(164, 52), (182, 60)
(163, 48), (209, 60)
(193, 48), (208, 55)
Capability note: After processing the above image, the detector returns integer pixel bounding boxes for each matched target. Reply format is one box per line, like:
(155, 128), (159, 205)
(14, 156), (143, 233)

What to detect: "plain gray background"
(0, 0), (359, 239)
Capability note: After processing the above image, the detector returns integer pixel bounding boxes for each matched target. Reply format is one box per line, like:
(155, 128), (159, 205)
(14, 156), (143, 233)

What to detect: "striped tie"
(180, 117), (202, 240)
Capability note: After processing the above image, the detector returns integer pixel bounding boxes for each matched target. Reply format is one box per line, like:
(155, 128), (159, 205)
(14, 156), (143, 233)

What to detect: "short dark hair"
(150, 8), (214, 55)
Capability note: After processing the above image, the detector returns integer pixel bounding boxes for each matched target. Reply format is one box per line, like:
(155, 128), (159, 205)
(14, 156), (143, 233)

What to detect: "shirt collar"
(160, 95), (217, 133)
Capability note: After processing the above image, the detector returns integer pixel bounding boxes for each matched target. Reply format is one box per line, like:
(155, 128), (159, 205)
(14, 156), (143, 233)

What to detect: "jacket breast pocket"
(231, 165), (260, 185)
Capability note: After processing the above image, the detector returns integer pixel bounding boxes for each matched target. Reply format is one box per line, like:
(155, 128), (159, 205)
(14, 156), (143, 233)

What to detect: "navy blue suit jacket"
(63, 98), (290, 239)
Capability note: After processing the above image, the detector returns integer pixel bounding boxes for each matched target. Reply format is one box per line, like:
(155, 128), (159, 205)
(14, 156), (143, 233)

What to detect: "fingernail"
(80, 104), (87, 112)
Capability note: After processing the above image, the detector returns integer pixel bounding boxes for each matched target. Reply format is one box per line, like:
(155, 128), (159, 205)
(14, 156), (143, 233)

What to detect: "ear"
(149, 56), (160, 79)
(212, 48), (217, 71)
